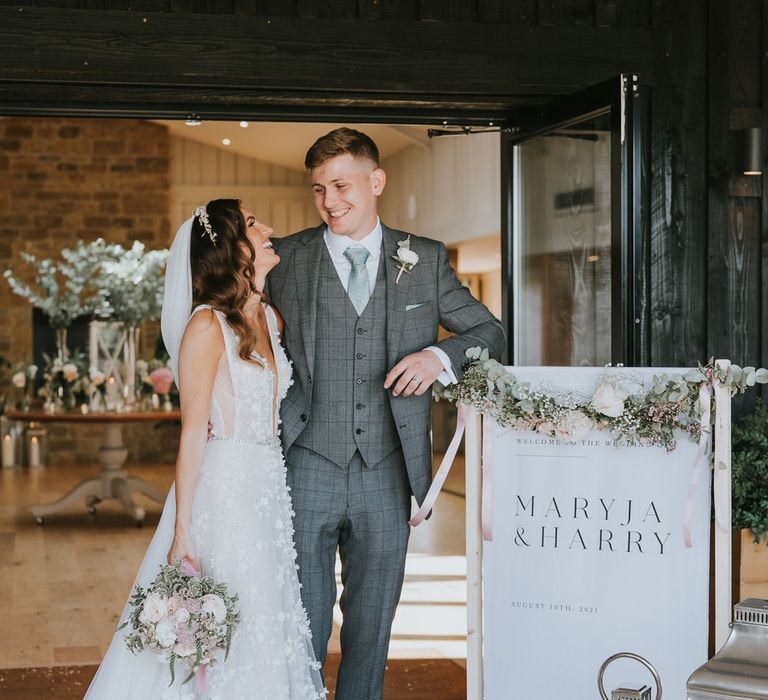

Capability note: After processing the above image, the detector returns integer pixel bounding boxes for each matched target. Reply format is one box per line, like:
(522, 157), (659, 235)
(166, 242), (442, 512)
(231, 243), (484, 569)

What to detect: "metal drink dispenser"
(687, 598), (768, 699)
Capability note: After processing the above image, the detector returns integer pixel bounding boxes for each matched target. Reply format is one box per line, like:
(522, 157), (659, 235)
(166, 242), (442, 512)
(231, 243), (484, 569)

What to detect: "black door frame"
(500, 75), (648, 367)
(1, 77), (647, 368)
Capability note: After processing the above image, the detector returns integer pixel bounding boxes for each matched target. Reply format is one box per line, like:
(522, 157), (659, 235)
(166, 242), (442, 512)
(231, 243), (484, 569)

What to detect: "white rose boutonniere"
(392, 235), (419, 283)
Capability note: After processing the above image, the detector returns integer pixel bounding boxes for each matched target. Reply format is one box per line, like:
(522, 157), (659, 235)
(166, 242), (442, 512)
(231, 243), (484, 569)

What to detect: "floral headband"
(194, 206), (217, 244)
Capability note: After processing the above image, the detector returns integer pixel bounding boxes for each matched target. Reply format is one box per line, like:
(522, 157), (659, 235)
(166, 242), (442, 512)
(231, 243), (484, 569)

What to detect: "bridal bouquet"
(120, 560), (240, 687)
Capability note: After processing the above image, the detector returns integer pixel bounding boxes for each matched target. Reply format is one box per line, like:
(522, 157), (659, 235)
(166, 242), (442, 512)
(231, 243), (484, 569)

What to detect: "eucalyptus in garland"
(436, 348), (768, 451)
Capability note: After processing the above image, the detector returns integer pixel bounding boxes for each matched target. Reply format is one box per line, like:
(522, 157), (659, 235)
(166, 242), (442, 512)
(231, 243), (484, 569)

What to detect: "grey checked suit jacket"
(267, 222), (506, 505)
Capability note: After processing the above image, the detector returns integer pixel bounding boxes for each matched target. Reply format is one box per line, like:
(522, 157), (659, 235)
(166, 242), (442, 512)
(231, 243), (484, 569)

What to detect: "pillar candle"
(2, 433), (16, 468)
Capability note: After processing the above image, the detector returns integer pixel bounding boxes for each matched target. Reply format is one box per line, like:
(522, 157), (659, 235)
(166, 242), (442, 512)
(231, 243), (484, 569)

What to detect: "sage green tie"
(344, 246), (371, 315)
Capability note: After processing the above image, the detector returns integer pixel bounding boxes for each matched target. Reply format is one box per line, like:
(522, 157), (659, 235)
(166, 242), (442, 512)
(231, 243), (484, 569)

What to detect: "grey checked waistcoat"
(294, 244), (400, 468)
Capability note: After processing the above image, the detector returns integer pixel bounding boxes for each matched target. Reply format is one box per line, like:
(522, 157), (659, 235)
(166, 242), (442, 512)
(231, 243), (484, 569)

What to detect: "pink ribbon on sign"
(409, 403), (468, 528)
(180, 559), (209, 696)
(683, 382), (712, 548)
(481, 417), (495, 541)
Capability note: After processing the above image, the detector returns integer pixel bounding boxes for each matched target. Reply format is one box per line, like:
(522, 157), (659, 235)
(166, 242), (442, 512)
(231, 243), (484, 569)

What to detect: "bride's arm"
(167, 309), (224, 570)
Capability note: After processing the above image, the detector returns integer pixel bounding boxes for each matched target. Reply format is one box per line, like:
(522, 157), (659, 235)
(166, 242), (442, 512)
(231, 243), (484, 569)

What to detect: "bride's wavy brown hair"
(190, 198), (262, 363)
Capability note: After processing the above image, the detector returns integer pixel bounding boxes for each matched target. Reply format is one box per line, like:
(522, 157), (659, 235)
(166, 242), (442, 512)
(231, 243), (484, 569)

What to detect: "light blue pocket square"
(405, 303), (427, 311)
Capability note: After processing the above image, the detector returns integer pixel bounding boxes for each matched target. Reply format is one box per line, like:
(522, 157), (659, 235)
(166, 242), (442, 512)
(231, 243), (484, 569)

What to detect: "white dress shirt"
(323, 219), (456, 386)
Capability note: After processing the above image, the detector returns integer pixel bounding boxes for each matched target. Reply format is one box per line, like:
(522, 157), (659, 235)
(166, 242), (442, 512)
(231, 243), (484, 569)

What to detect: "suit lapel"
(383, 225), (409, 367)
(294, 225), (325, 377)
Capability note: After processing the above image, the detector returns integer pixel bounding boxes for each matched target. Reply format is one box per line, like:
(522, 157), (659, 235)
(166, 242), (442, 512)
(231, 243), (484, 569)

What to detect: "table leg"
(31, 477), (105, 523)
(32, 421), (166, 525)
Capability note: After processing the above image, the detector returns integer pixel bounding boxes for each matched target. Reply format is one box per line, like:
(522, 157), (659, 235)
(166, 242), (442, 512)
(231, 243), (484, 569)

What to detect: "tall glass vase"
(55, 326), (69, 362)
(123, 325), (140, 409)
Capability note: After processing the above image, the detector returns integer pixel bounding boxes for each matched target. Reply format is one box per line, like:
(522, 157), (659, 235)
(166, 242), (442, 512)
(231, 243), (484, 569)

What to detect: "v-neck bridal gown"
(85, 304), (325, 700)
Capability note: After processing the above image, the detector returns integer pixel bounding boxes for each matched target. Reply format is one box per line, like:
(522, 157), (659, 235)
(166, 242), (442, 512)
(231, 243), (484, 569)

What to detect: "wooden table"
(5, 409), (180, 526)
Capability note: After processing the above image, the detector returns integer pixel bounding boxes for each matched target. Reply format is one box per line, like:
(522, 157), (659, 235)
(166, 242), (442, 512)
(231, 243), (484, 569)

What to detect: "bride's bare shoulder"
(182, 308), (224, 346)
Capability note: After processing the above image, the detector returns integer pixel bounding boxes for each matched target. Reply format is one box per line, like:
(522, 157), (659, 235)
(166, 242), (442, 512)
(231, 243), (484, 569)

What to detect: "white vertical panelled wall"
(379, 132), (501, 246)
(169, 136), (318, 240)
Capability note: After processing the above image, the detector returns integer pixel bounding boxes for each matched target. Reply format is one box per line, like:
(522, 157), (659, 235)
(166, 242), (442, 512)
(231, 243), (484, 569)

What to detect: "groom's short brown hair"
(304, 127), (380, 169)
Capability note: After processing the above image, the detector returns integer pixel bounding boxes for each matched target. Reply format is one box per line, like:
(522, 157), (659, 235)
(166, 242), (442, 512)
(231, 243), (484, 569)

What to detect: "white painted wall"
(378, 131), (501, 246)
(168, 136), (319, 240)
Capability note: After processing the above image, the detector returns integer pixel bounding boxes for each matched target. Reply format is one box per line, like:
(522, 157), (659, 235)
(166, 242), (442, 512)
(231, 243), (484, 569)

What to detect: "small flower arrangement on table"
(120, 560), (240, 688)
(39, 351), (91, 412)
(137, 358), (177, 411)
(10, 361), (38, 410)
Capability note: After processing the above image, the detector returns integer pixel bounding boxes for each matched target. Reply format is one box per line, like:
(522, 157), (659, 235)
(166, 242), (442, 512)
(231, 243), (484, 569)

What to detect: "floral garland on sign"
(436, 348), (768, 451)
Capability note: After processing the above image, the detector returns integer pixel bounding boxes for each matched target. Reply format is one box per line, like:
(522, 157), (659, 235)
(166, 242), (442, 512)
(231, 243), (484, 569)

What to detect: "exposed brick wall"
(0, 117), (179, 464)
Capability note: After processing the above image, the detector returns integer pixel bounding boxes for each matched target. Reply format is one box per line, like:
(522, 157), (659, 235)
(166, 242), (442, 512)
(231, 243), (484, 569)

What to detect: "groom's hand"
(385, 350), (443, 397)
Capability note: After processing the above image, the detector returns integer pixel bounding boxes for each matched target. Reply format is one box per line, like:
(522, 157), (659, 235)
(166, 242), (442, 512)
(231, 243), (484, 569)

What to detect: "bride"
(85, 200), (325, 699)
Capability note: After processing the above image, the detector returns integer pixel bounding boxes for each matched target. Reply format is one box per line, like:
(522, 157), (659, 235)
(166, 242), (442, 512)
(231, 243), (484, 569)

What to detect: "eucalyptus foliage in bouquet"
(437, 348), (768, 451)
(4, 242), (106, 328)
(121, 561), (240, 687)
(93, 241), (168, 327)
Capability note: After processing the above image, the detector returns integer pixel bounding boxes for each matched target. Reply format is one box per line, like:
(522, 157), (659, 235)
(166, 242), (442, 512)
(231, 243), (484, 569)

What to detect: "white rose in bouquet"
(154, 618), (177, 648)
(27, 364), (38, 380)
(62, 363), (79, 382)
(201, 594), (227, 623)
(173, 641), (196, 658)
(174, 607), (190, 624)
(12, 371), (26, 388)
(555, 410), (593, 441)
(139, 592), (169, 623)
(590, 382), (628, 418)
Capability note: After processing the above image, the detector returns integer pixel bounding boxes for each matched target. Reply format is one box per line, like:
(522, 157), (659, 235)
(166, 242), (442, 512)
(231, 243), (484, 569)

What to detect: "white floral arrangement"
(121, 561), (240, 687)
(5, 238), (168, 331)
(437, 348), (768, 450)
(93, 241), (169, 327)
(4, 241), (105, 328)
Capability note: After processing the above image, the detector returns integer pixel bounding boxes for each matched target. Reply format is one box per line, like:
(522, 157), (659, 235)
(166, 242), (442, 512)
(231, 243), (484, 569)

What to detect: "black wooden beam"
(0, 6), (652, 116)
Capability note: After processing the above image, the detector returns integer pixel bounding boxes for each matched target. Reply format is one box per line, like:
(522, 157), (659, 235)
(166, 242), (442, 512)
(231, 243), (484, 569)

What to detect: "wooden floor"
(0, 458), (468, 687)
(0, 655), (467, 699)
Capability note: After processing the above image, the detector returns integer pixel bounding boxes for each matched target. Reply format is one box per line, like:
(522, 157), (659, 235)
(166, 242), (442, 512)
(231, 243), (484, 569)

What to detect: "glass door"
(501, 76), (645, 367)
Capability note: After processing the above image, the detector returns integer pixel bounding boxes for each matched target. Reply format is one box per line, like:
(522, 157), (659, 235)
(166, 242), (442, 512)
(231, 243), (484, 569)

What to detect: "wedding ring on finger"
(411, 377), (422, 385)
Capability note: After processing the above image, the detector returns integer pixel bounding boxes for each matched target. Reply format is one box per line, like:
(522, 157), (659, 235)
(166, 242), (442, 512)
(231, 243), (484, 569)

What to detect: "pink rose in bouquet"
(149, 367), (174, 395)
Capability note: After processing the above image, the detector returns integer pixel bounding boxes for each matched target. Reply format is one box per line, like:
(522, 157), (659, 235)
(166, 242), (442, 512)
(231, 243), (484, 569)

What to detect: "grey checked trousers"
(285, 444), (411, 700)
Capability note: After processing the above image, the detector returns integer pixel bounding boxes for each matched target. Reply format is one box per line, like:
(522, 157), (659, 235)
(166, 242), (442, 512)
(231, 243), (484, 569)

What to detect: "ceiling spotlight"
(222, 138), (231, 146)
(185, 116), (202, 127)
(239, 121), (249, 128)
(587, 255), (600, 263)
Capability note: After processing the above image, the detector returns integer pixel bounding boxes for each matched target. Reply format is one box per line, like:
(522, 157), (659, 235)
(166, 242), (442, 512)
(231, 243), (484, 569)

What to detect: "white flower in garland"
(590, 381), (629, 418)
(555, 410), (594, 441)
(392, 235), (419, 283)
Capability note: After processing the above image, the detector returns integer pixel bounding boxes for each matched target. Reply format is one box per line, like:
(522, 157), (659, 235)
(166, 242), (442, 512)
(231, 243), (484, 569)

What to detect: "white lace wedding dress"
(85, 304), (325, 700)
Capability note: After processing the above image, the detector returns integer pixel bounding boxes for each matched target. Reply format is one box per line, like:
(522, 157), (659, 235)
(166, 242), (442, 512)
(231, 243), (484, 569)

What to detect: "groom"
(268, 127), (505, 700)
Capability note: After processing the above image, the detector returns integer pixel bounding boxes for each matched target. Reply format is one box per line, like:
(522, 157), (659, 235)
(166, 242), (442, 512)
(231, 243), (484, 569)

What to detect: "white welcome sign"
(482, 367), (711, 700)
